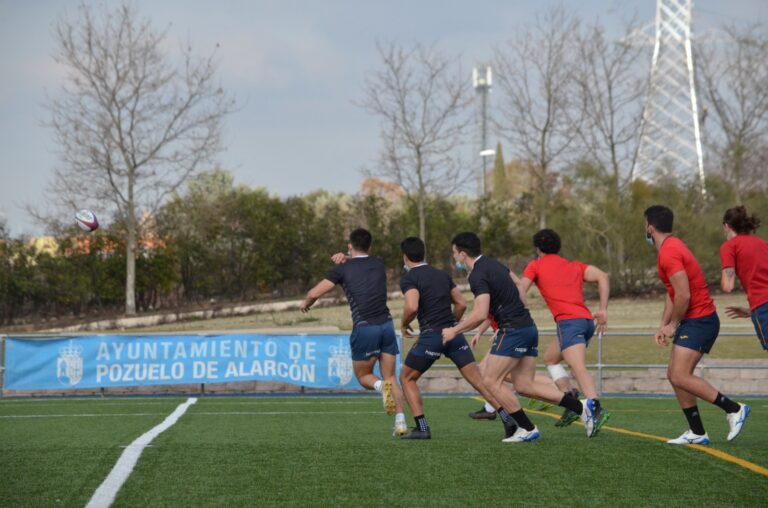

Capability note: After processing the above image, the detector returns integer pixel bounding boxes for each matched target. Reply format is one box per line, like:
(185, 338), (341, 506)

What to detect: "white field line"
(1, 410), (385, 419)
(0, 400), (372, 407)
(85, 397), (197, 508)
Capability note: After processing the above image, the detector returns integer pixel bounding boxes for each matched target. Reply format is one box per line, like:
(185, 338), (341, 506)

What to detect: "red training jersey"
(522, 254), (593, 322)
(657, 236), (716, 319)
(487, 314), (498, 331)
(720, 234), (768, 311)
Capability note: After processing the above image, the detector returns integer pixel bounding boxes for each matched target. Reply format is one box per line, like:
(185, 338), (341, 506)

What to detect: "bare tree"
(571, 21), (646, 283)
(361, 42), (472, 244)
(44, 2), (235, 315)
(698, 23), (768, 200)
(493, 7), (581, 229)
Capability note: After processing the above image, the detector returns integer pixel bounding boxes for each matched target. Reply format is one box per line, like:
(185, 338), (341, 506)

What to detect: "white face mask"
(645, 230), (654, 247)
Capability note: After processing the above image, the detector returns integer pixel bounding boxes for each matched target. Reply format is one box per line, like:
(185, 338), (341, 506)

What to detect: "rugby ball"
(74, 209), (99, 232)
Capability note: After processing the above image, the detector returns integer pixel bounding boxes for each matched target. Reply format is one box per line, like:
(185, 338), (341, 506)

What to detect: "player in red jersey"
(719, 206), (768, 351)
(519, 229), (610, 429)
(644, 205), (749, 445)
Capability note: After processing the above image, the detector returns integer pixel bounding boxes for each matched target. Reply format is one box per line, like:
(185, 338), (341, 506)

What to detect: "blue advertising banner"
(4, 335), (399, 391)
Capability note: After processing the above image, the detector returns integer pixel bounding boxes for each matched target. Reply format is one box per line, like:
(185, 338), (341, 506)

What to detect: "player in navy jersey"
(300, 228), (407, 435)
(397, 237), (498, 439)
(442, 232), (600, 441)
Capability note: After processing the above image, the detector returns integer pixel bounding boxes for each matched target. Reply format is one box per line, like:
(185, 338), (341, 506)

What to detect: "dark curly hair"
(533, 229), (561, 254)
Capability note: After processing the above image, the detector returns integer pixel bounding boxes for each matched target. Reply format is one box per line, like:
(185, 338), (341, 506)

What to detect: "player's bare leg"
(544, 339), (572, 393)
(399, 365), (424, 417)
(561, 343), (597, 399)
(379, 352), (407, 435)
(459, 362), (498, 408)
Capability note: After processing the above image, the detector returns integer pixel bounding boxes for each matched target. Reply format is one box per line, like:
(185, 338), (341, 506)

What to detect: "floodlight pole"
(473, 65), (492, 197)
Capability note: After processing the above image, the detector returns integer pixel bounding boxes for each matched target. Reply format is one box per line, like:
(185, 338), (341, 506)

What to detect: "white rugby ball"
(74, 209), (99, 232)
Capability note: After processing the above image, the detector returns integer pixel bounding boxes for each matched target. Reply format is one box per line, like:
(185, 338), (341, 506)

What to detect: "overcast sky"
(1, 0), (766, 236)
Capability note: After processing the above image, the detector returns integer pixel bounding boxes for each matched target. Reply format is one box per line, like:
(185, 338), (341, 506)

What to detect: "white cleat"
(393, 421), (408, 437)
(666, 430), (710, 445)
(501, 426), (541, 443)
(580, 399), (597, 437)
(726, 403), (750, 442)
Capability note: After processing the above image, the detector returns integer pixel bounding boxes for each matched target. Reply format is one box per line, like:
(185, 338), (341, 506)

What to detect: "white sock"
(484, 401), (496, 413)
(374, 380), (382, 392)
(395, 412), (406, 423)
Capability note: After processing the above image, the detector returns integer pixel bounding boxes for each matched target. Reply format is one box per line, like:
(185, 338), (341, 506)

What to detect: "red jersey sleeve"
(574, 261), (588, 279)
(719, 241), (736, 269)
(660, 245), (685, 278)
(522, 260), (538, 281)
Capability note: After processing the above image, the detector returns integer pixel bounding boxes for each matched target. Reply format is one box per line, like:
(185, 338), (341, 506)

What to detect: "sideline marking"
(85, 397), (197, 508)
(1, 410), (384, 419)
(472, 397), (768, 479)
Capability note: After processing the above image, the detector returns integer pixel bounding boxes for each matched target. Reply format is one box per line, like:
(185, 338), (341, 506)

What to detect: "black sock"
(497, 407), (511, 424)
(510, 409), (535, 431)
(559, 394), (583, 414)
(414, 415), (429, 432)
(569, 388), (581, 399)
(713, 392), (740, 414)
(683, 406), (706, 435)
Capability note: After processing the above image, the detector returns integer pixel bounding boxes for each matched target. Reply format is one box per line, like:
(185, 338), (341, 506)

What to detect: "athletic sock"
(558, 393), (583, 414)
(510, 409), (535, 431)
(395, 412), (406, 424)
(713, 392), (740, 413)
(373, 380), (382, 392)
(484, 401), (496, 413)
(415, 415), (429, 432)
(683, 406), (706, 435)
(497, 407), (511, 424)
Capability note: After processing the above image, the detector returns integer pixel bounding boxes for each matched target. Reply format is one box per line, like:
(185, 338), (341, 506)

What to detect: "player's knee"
(667, 367), (685, 386)
(543, 349), (559, 365)
(482, 372), (500, 389)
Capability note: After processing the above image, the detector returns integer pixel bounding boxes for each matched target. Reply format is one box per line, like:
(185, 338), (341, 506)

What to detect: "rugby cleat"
(592, 407), (611, 437)
(393, 421), (408, 437)
(503, 419), (518, 439)
(666, 430), (710, 445)
(726, 403), (750, 442)
(469, 406), (497, 420)
(580, 398), (598, 437)
(381, 380), (396, 416)
(555, 408), (580, 427)
(502, 426), (541, 443)
(400, 428), (431, 440)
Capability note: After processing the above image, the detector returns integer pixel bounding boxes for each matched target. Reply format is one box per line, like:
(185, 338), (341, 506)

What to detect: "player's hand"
(330, 252), (349, 265)
(401, 325), (415, 338)
(298, 300), (311, 313)
(660, 322), (678, 339)
(442, 327), (457, 344)
(594, 310), (608, 334)
(470, 333), (481, 349)
(725, 306), (751, 319)
(654, 328), (668, 347)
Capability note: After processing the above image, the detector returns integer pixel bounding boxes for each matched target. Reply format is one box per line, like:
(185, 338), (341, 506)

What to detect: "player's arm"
(442, 294), (490, 343)
(512, 272), (530, 307)
(470, 318), (491, 348)
(330, 252), (350, 265)
(654, 293), (674, 346)
(584, 265), (610, 333)
(660, 271), (690, 338)
(401, 288), (420, 338)
(299, 279), (336, 313)
(720, 267), (736, 293)
(450, 286), (467, 321)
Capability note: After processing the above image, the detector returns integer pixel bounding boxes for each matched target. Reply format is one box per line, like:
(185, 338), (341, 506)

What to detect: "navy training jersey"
(325, 256), (391, 327)
(468, 256), (534, 329)
(400, 264), (458, 332)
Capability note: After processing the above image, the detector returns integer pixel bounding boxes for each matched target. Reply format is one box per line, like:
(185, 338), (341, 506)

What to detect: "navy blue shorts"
(349, 319), (399, 361)
(673, 312), (720, 354)
(556, 318), (595, 351)
(751, 302), (768, 351)
(490, 326), (539, 358)
(405, 331), (475, 373)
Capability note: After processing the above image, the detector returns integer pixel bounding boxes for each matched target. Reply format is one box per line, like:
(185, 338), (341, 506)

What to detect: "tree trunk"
(125, 220), (137, 316)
